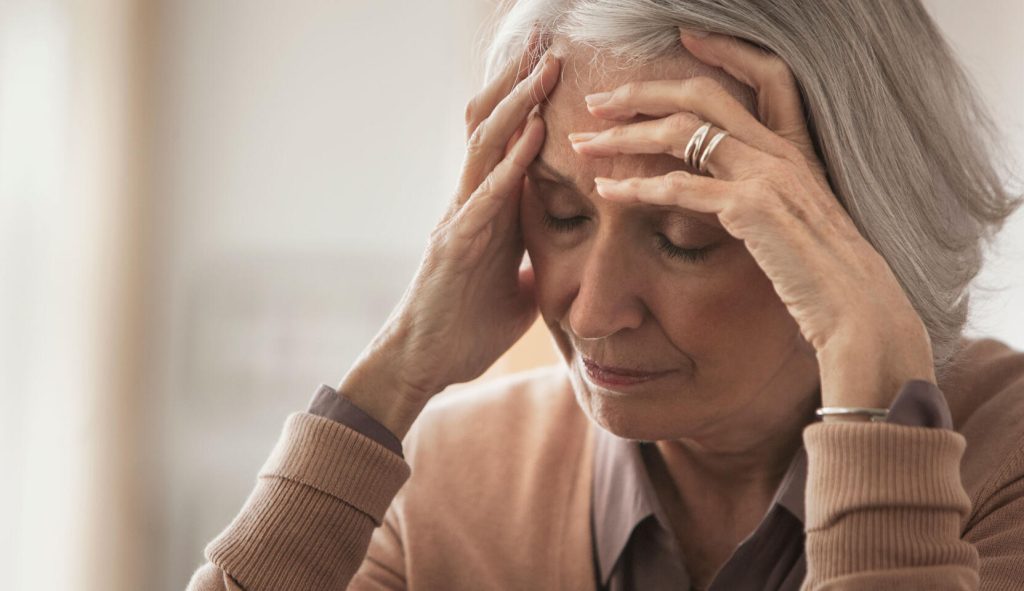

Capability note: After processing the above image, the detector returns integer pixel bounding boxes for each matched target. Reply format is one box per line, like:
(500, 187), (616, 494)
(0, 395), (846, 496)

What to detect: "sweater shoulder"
(402, 364), (582, 460)
(944, 336), (1024, 433)
(942, 336), (1024, 502)
(392, 363), (592, 554)
(382, 368), (595, 586)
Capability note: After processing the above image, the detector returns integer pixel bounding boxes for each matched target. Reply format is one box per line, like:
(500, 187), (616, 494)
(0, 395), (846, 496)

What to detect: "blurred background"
(0, 1), (1021, 589)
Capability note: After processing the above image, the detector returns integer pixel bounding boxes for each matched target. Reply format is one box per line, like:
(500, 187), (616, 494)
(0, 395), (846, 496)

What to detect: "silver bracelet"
(815, 406), (889, 422)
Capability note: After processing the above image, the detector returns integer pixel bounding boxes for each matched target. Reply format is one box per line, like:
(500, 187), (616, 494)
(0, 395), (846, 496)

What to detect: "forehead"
(541, 37), (757, 135)
(534, 40), (757, 220)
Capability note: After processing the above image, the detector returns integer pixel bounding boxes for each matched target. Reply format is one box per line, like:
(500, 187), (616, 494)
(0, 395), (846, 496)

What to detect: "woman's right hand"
(337, 32), (561, 438)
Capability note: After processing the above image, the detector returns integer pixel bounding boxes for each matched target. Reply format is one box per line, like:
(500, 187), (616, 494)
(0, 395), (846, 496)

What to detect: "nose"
(567, 230), (647, 341)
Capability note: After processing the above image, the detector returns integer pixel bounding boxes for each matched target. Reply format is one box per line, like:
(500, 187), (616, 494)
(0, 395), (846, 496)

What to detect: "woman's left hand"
(568, 28), (936, 409)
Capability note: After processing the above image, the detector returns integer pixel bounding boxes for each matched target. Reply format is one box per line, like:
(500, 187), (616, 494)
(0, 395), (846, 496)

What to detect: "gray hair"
(480, 0), (1022, 378)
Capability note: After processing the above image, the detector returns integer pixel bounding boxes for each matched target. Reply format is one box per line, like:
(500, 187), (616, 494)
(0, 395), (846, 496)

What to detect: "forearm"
(195, 411), (412, 590)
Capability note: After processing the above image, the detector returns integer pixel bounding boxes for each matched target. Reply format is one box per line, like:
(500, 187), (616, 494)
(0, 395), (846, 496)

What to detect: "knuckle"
(475, 172), (495, 197)
(605, 124), (627, 140)
(727, 181), (761, 215)
(766, 56), (796, 84)
(508, 78), (526, 101)
(747, 179), (777, 209)
(664, 115), (698, 158)
(464, 97), (478, 126)
(688, 75), (723, 97)
(667, 113), (697, 135)
(466, 122), (488, 154)
(665, 170), (690, 187)
(511, 73), (537, 101)
(616, 81), (643, 103)
(428, 215), (454, 248)
(663, 167), (688, 182)
(615, 176), (638, 192)
(656, 124), (678, 147)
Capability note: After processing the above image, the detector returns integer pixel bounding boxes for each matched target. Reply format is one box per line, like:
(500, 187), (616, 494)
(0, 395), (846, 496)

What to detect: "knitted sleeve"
(186, 412), (411, 590)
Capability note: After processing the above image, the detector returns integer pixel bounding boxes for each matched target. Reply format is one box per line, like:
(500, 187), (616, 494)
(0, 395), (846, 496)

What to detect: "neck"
(651, 382), (819, 512)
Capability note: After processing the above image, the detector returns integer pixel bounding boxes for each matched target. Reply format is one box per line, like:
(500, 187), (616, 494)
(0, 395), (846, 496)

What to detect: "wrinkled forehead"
(543, 36), (757, 121)
(537, 38), (758, 179)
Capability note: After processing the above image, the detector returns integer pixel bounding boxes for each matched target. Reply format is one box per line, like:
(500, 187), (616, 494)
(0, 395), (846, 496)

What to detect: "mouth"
(579, 354), (675, 388)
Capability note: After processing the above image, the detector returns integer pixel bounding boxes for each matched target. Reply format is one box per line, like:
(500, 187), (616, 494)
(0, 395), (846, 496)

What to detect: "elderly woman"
(188, 1), (1024, 590)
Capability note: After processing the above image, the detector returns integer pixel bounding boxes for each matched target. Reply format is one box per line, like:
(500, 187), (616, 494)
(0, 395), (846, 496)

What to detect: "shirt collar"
(591, 424), (808, 586)
(591, 427), (661, 585)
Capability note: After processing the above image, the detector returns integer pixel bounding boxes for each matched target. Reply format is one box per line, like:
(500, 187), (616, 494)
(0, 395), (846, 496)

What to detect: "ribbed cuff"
(307, 384), (404, 458)
(802, 422), (976, 583)
(204, 412), (411, 591)
(259, 412), (410, 521)
(804, 422), (969, 530)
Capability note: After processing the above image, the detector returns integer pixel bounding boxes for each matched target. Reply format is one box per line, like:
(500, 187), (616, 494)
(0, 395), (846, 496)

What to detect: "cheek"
(520, 189), (566, 312)
(716, 261), (793, 333)
(652, 251), (798, 362)
(522, 227), (572, 321)
(521, 197), (582, 363)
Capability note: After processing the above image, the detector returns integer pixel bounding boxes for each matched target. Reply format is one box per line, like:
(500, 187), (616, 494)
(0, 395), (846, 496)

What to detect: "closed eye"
(541, 213), (586, 232)
(541, 214), (713, 264)
(655, 234), (712, 263)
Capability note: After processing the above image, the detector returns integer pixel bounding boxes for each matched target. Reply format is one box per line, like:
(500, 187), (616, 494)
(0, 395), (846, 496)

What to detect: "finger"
(455, 113), (546, 239)
(504, 105), (539, 157)
(569, 112), (761, 180)
(465, 25), (547, 141)
(505, 126), (524, 158)
(678, 29), (815, 152)
(582, 78), (791, 160)
(592, 171), (732, 215)
(457, 52), (559, 202)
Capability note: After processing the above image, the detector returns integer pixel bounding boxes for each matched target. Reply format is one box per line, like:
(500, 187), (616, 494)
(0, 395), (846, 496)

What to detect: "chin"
(567, 364), (695, 442)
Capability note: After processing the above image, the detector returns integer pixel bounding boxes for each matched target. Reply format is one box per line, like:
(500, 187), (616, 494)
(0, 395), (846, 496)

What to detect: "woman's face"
(522, 42), (820, 443)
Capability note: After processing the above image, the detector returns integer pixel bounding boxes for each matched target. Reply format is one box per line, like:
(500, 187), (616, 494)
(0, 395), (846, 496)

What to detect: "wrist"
(816, 323), (935, 409)
(336, 345), (436, 441)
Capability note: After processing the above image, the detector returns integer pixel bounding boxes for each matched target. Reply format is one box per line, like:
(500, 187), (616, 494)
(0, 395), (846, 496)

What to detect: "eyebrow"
(527, 157), (581, 194)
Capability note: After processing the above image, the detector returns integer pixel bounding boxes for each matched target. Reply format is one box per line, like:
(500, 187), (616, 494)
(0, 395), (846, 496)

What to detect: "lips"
(580, 355), (674, 387)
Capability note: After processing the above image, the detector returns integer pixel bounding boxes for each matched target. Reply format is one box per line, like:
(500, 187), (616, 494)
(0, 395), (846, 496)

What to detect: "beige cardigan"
(187, 336), (1024, 590)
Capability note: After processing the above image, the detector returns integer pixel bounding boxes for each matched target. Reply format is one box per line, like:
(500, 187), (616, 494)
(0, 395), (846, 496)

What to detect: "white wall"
(148, 1), (495, 587)
(925, 0), (1024, 348)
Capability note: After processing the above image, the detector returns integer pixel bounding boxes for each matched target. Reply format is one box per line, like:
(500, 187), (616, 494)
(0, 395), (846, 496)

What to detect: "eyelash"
(541, 214), (712, 264)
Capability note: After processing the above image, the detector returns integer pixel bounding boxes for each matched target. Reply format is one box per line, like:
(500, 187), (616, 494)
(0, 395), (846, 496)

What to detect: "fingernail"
(568, 131), (599, 143)
(594, 177), (618, 187)
(584, 92), (612, 107)
(680, 28), (710, 39)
